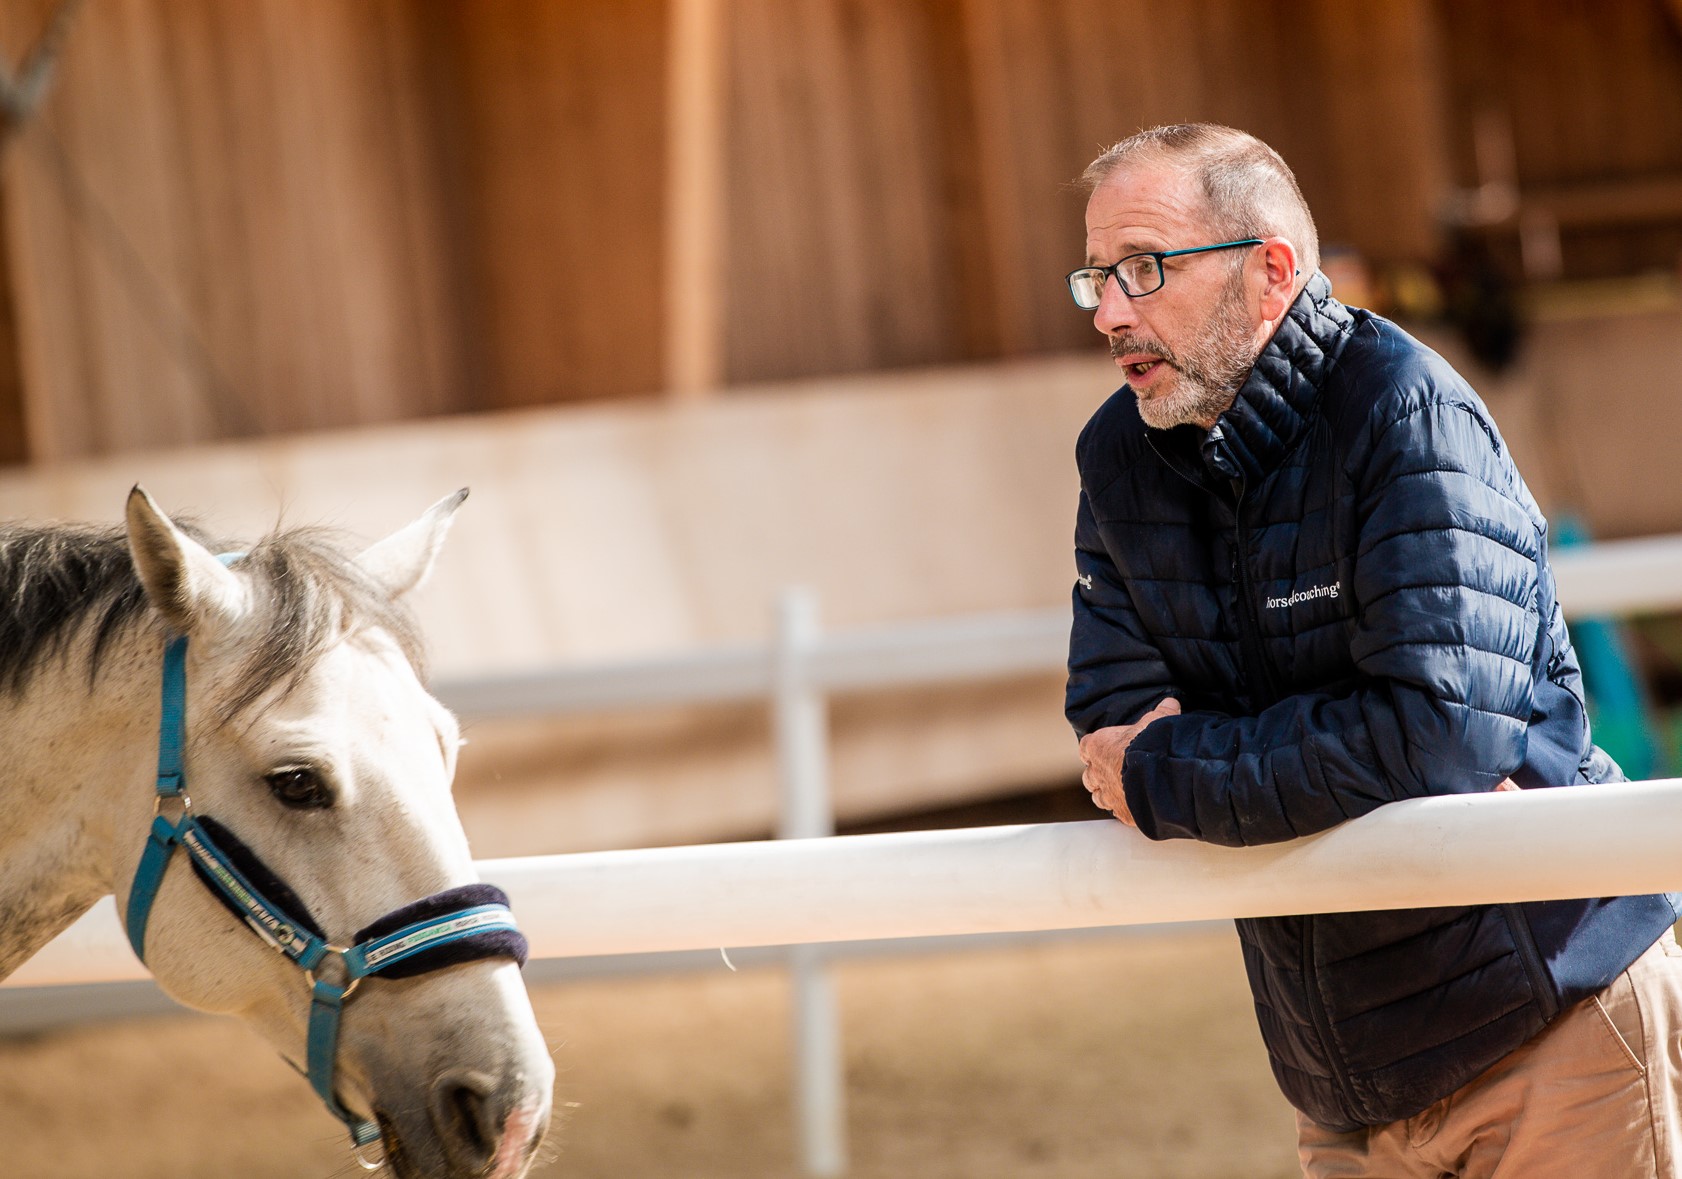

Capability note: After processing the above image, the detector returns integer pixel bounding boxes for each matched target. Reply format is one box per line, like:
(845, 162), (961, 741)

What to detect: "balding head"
(1083, 124), (1320, 276)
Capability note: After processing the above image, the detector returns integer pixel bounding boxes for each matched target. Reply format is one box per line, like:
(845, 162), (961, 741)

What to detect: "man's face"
(1083, 161), (1266, 430)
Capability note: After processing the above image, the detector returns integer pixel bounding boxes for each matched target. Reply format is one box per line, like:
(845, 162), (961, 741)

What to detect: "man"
(1064, 123), (1682, 1178)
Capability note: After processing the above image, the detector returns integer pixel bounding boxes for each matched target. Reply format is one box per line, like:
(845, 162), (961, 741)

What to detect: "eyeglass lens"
(1117, 254), (1163, 294)
(1069, 254), (1164, 308)
(1068, 272), (1105, 309)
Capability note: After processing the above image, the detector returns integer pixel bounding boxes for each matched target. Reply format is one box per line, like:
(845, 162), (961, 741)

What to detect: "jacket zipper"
(1303, 917), (1366, 1123)
(1501, 904), (1560, 1021)
(1238, 483), (1361, 1118)
(1231, 481), (1281, 707)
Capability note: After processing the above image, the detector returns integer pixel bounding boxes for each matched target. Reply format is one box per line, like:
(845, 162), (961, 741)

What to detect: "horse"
(0, 487), (553, 1178)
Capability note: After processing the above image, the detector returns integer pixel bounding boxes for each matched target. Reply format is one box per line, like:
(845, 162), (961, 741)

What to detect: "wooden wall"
(1437, 0), (1682, 278)
(419, 0), (669, 410)
(0, 0), (468, 456)
(720, 0), (1454, 379)
(0, 1), (1676, 462)
(0, 0), (670, 461)
(1438, 0), (1682, 187)
(721, 1), (977, 381)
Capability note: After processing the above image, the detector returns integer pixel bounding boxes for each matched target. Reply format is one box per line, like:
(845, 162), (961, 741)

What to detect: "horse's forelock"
(224, 529), (429, 718)
(0, 520), (427, 709)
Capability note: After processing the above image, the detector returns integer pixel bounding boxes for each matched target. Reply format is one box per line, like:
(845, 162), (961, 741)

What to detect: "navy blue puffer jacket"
(1066, 273), (1679, 1131)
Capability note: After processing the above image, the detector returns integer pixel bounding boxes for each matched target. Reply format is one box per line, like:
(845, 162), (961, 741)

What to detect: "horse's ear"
(125, 486), (251, 635)
(356, 489), (468, 598)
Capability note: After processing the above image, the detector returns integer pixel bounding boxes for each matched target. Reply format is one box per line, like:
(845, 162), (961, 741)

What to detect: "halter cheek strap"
(125, 629), (529, 1153)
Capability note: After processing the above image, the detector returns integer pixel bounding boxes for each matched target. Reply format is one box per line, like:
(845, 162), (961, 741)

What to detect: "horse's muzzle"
(378, 1067), (551, 1179)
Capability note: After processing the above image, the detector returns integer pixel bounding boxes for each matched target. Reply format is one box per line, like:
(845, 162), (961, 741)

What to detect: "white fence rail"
(13, 777), (1682, 985)
(437, 607), (1069, 720)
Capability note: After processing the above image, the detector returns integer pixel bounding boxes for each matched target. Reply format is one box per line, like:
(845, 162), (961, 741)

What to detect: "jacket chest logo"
(1265, 580), (1341, 609)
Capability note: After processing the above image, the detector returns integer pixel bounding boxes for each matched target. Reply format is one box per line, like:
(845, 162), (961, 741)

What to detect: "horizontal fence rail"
(1552, 533), (1682, 617)
(12, 779), (1682, 989)
(434, 609), (1070, 720)
(433, 533), (1682, 721)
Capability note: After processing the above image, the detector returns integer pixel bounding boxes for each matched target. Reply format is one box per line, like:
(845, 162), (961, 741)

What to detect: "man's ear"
(126, 486), (252, 636)
(1255, 237), (1301, 323)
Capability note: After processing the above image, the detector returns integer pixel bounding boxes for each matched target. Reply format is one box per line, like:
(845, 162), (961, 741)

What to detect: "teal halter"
(124, 595), (528, 1156)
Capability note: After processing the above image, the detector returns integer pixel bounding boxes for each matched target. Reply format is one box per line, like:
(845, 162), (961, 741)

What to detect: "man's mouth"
(1113, 352), (1169, 384)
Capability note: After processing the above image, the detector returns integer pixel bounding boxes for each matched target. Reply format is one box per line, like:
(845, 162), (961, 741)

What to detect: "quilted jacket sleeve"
(1119, 395), (1543, 847)
(1066, 487), (1177, 737)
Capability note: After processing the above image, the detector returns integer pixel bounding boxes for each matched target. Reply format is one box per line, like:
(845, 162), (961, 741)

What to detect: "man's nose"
(1093, 273), (1138, 337)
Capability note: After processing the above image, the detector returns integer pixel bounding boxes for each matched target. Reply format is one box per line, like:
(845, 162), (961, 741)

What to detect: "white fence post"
(773, 587), (847, 1176)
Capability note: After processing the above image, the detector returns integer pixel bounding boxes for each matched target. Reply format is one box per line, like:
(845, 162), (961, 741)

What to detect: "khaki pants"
(1298, 930), (1682, 1178)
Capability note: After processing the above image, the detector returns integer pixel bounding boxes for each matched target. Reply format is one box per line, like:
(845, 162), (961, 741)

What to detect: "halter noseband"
(124, 605), (529, 1155)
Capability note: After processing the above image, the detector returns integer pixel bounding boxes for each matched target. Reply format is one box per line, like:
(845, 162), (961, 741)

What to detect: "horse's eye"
(266, 767), (333, 810)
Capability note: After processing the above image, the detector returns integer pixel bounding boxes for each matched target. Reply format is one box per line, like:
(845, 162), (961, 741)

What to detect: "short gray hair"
(1081, 124), (1320, 274)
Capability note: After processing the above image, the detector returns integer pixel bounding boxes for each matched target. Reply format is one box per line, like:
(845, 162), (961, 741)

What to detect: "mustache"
(1109, 335), (1178, 367)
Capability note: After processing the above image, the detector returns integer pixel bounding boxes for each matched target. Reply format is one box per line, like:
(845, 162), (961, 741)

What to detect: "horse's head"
(116, 488), (553, 1178)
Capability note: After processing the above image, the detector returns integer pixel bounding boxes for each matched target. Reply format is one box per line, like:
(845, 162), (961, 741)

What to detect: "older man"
(1065, 123), (1682, 1177)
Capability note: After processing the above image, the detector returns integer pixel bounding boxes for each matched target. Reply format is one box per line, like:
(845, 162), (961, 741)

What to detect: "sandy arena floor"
(0, 929), (1301, 1179)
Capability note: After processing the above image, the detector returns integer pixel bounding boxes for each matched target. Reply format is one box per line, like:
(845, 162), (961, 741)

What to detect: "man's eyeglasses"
(1066, 238), (1264, 309)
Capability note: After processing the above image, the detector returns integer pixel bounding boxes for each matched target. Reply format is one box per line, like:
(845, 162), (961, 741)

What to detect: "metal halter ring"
(352, 1135), (387, 1172)
(153, 792), (192, 821)
(305, 946), (363, 1001)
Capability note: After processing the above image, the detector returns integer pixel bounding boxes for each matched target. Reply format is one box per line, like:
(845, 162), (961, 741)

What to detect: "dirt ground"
(0, 929), (1301, 1179)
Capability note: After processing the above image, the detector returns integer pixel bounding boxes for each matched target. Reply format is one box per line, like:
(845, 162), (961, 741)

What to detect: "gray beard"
(1123, 276), (1258, 431)
(1134, 368), (1240, 431)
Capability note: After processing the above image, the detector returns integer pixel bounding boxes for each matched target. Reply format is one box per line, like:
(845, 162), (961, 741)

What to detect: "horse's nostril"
(431, 1069), (500, 1171)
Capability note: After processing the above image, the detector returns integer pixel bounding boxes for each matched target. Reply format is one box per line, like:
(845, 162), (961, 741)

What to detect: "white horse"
(0, 488), (553, 1178)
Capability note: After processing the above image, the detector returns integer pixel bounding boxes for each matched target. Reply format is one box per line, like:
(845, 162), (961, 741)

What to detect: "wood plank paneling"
(1302, 0), (1452, 262)
(724, 0), (977, 382)
(727, 0), (1426, 378)
(719, 0), (1679, 382)
(0, 0), (467, 459)
(0, 0), (1676, 456)
(0, 0), (672, 453)
(1436, 0), (1682, 278)
(427, 0), (668, 410)
(664, 0), (728, 398)
(956, 0), (1089, 360)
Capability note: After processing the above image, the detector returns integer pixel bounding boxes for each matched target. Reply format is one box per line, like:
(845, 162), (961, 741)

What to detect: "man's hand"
(1078, 698), (1515, 827)
(1078, 697), (1182, 826)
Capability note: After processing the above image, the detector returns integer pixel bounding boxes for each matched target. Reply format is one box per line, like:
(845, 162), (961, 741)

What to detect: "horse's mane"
(0, 519), (427, 715)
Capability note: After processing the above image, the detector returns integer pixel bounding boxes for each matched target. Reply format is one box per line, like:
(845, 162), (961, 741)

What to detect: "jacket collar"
(1177, 271), (1353, 486)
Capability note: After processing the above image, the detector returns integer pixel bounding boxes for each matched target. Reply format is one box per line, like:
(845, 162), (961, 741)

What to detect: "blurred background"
(0, 1), (1680, 1176)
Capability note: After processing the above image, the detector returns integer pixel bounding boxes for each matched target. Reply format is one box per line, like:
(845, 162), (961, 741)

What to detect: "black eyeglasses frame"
(1066, 238), (1265, 308)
